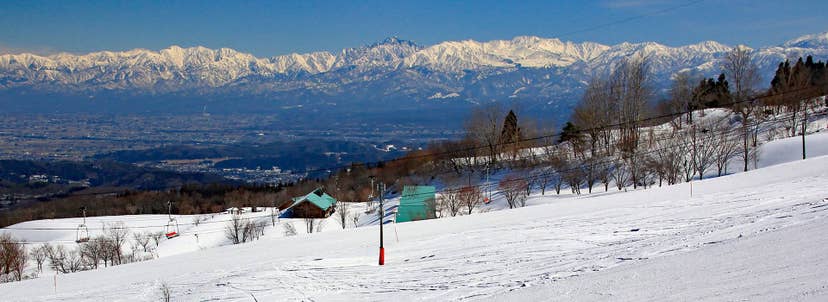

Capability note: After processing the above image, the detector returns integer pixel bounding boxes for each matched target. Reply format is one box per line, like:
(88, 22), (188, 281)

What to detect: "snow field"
(2, 109), (828, 300)
(1, 152), (827, 301)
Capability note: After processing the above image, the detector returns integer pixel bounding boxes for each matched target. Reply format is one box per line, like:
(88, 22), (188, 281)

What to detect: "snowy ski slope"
(1, 134), (828, 301)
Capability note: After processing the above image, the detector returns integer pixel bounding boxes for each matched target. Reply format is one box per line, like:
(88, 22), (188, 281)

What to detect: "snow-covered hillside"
(2, 203), (382, 260)
(492, 212), (828, 301)
(2, 130), (828, 301)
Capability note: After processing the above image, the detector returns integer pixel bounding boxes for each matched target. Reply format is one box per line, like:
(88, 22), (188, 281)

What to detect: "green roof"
(289, 188), (337, 210)
(396, 186), (436, 223)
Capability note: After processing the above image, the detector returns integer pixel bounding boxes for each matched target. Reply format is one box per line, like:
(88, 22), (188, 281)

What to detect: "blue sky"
(0, 0), (825, 56)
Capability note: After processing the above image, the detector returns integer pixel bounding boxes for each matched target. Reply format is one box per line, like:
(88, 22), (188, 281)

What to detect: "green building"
(283, 188), (337, 218)
(396, 186), (437, 223)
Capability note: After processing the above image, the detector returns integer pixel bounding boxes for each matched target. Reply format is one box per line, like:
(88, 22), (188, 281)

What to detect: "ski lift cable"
(0, 111), (811, 234)
(3, 212), (278, 231)
(1, 85), (818, 205)
(0, 88), (819, 231)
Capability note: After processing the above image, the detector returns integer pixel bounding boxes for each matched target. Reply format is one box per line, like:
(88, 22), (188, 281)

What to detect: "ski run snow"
(2, 130), (828, 301)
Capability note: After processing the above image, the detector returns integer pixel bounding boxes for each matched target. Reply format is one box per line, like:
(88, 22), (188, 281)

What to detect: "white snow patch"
(427, 92), (460, 99)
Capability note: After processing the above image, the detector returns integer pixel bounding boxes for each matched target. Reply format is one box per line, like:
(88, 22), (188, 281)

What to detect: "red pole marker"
(379, 247), (385, 265)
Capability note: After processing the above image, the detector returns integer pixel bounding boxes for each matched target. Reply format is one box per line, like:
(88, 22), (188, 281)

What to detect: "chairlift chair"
(75, 206), (90, 243)
(165, 201), (180, 239)
(76, 224), (90, 243)
(165, 218), (180, 239)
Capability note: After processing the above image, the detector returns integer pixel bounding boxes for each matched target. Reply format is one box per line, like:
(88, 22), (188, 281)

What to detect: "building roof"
(287, 188), (337, 211)
(397, 185), (436, 223)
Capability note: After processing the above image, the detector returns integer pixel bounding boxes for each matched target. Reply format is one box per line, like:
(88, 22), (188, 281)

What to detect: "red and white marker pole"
(379, 182), (385, 266)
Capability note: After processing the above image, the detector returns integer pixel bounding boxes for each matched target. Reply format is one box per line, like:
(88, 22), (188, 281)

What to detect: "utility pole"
(378, 182), (385, 266)
(334, 171), (339, 200)
(271, 199), (277, 227)
(484, 163), (491, 203)
(690, 123), (696, 198)
(369, 176), (375, 212)
(802, 107), (807, 160)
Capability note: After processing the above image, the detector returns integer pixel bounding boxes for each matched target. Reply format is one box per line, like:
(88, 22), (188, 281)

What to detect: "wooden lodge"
(283, 188), (337, 219)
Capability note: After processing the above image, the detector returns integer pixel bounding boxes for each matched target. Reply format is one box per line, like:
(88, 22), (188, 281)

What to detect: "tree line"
(424, 48), (827, 216)
(1, 222), (163, 282)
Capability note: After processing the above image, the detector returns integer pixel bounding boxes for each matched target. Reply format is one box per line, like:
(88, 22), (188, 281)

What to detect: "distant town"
(0, 113), (461, 184)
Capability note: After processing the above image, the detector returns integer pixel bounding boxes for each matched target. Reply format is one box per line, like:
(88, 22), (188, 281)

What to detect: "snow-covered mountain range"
(1, 32), (827, 118)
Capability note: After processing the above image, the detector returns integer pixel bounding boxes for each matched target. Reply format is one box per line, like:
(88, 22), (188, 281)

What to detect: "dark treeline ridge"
(0, 159), (233, 197)
(92, 139), (407, 171)
(0, 159), (421, 227)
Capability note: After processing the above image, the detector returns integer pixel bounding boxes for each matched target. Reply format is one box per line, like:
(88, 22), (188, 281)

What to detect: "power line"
(1, 87), (824, 226)
(25, 106), (816, 222)
(6, 107), (819, 232)
(5, 85), (819, 205)
(2, 212), (276, 231)
(0, 88), (821, 218)
(375, 109), (828, 200)
(285, 86), (824, 177)
(556, 0), (708, 39)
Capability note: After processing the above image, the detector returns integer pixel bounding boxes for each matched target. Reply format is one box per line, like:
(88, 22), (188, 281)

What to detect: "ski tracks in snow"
(5, 158), (828, 301)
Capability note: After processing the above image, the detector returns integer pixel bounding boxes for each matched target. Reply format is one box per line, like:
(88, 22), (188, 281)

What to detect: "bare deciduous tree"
(336, 201), (350, 229)
(669, 71), (702, 127)
(351, 213), (361, 227)
(573, 76), (614, 157)
(439, 188), (462, 217)
(241, 221), (258, 242)
(458, 186), (482, 215)
(149, 231), (164, 248)
(282, 222), (297, 237)
(582, 157), (601, 193)
(95, 237), (116, 267)
(723, 46), (760, 172)
(105, 222), (129, 265)
(79, 237), (103, 269)
(43, 243), (83, 274)
(133, 232), (152, 253)
(537, 166), (558, 195)
(0, 233), (27, 282)
(303, 218), (325, 233)
(613, 161), (631, 190)
(499, 174), (529, 208)
(426, 194), (444, 219)
(693, 125), (718, 179)
(159, 281), (172, 302)
(613, 56), (653, 189)
(561, 158), (584, 194)
(465, 103), (506, 166)
(224, 214), (244, 244)
(713, 122), (741, 176)
(226, 214), (266, 244)
(29, 244), (47, 274)
(270, 207), (280, 227)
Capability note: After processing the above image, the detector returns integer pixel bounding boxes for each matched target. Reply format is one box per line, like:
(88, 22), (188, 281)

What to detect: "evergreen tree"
(499, 110), (522, 158)
(499, 110), (521, 145)
(691, 73), (731, 109)
(558, 122), (581, 144)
